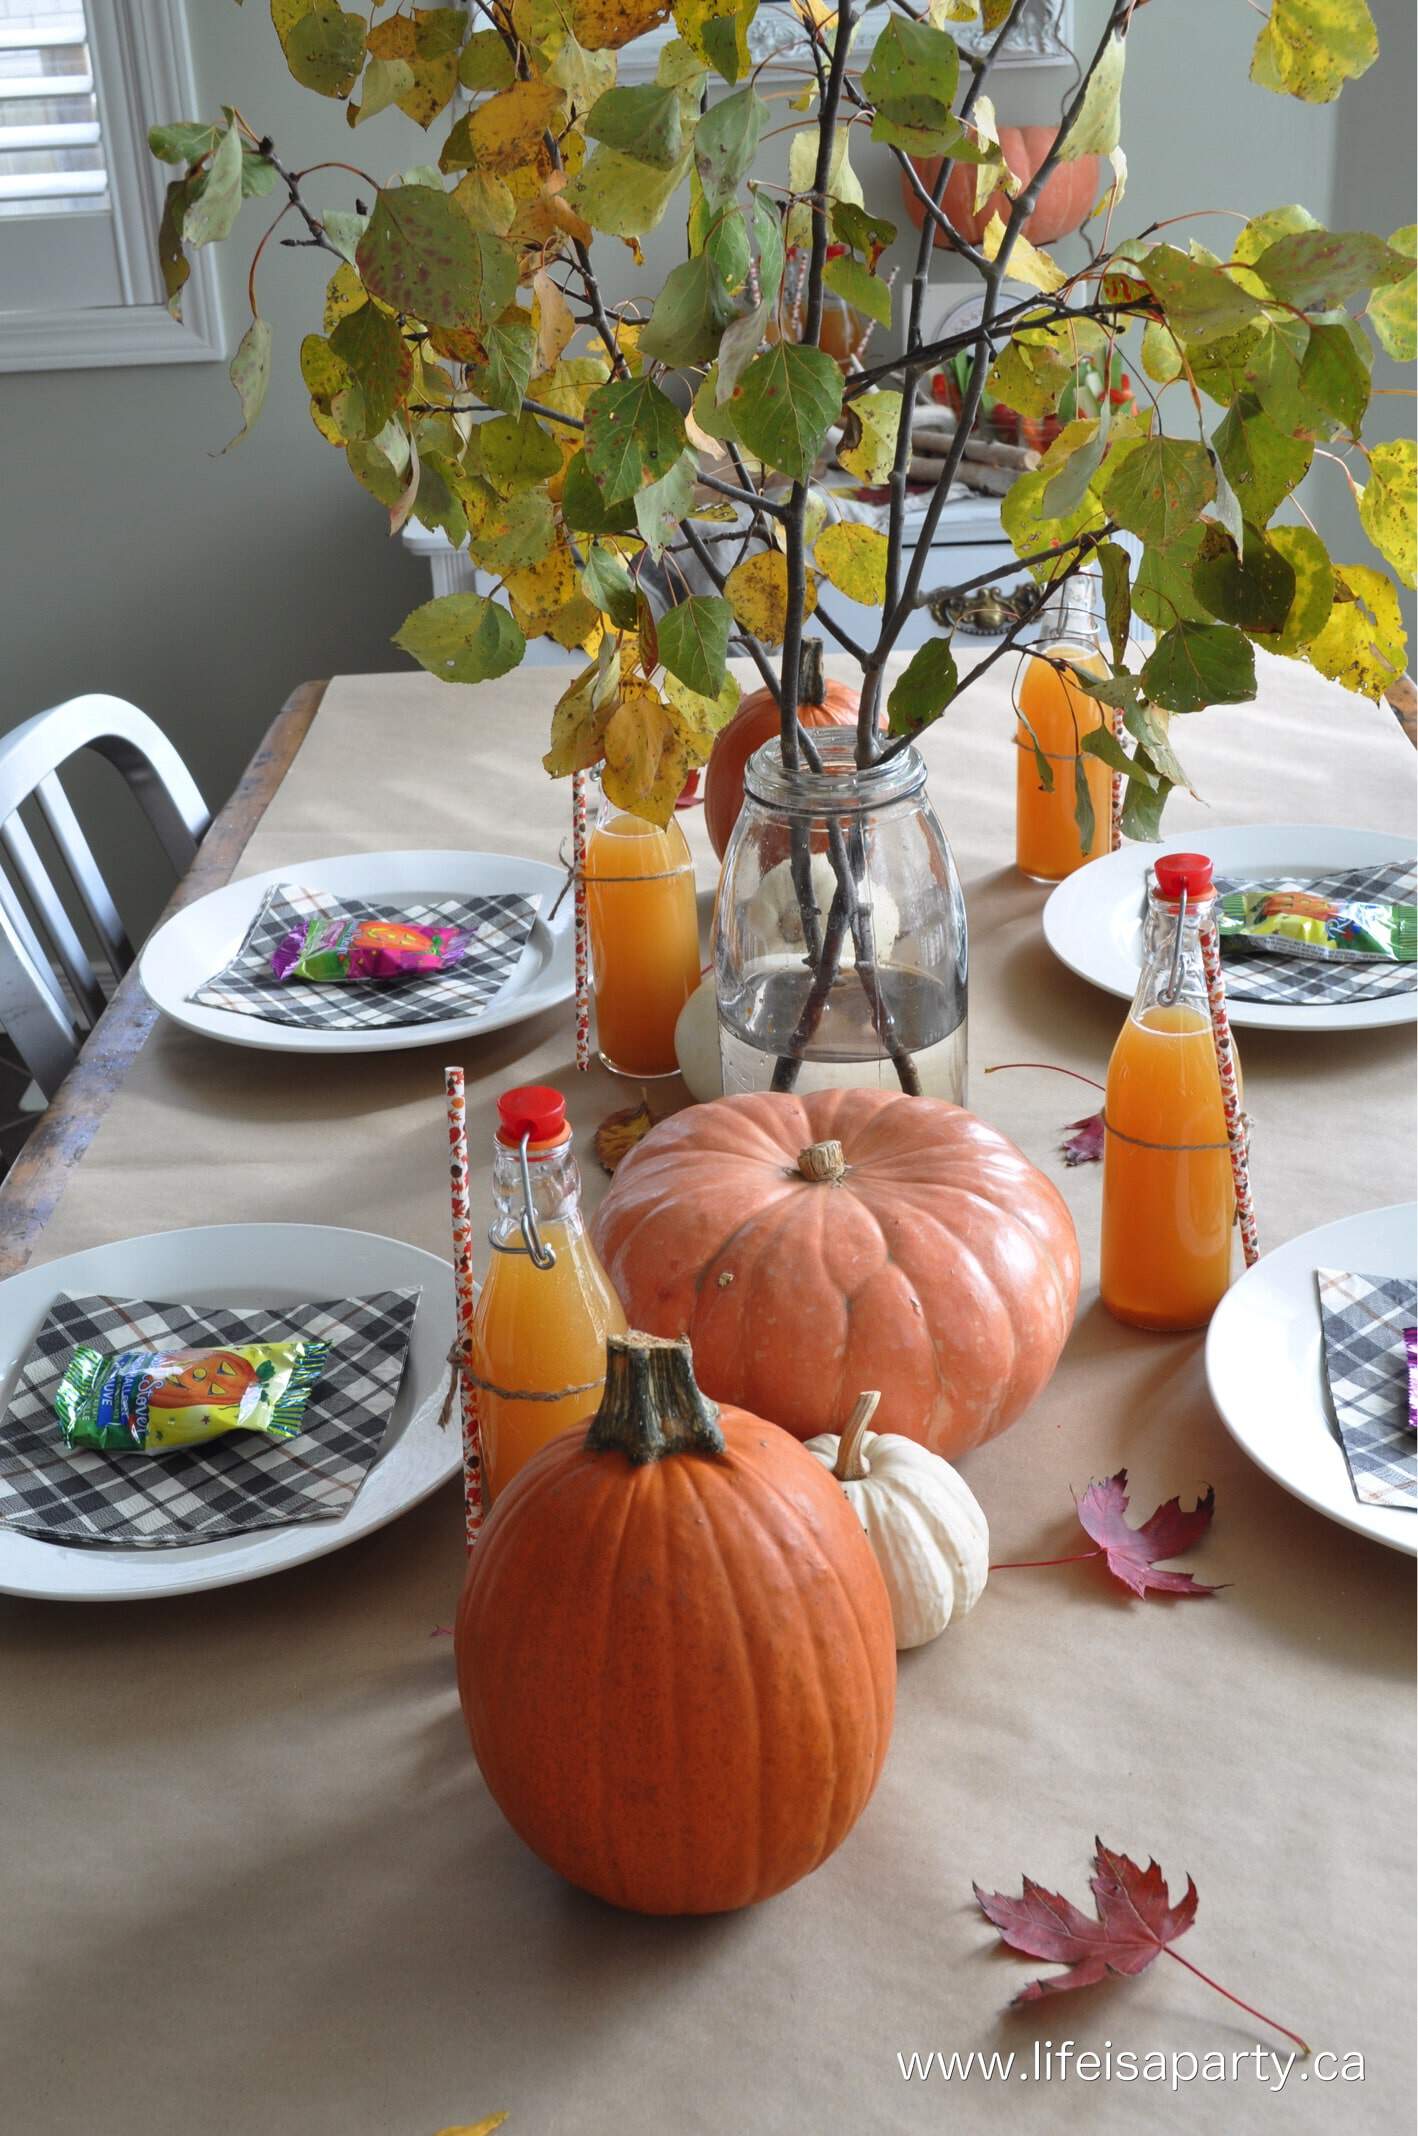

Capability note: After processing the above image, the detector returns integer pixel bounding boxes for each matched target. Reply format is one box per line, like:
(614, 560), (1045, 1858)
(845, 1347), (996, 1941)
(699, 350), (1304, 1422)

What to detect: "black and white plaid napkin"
(1316, 1267), (1417, 1512)
(0, 1288), (421, 1547)
(189, 883), (538, 1031)
(1215, 862), (1416, 1008)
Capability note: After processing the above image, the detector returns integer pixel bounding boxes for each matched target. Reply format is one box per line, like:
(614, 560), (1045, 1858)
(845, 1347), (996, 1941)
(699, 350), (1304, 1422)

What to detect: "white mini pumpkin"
(674, 973), (723, 1101)
(806, 1393), (989, 1649)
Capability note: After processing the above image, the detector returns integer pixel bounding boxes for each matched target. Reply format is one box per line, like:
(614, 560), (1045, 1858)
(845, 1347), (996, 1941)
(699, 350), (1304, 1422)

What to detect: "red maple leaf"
(1060, 1111), (1104, 1166)
(975, 1841), (1307, 2052)
(1075, 1470), (1220, 1598)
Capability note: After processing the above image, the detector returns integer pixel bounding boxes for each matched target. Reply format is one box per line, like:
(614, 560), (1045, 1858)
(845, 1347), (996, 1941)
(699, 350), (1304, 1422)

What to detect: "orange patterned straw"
(571, 769), (591, 1071)
(444, 1065), (483, 1545)
(1199, 923), (1259, 1268)
(1109, 706), (1125, 853)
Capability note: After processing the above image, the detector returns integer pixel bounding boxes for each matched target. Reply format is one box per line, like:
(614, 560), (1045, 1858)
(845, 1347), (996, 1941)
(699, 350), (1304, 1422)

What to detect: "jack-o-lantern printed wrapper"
(1218, 887), (1416, 964)
(271, 912), (470, 983)
(54, 1339), (330, 1452)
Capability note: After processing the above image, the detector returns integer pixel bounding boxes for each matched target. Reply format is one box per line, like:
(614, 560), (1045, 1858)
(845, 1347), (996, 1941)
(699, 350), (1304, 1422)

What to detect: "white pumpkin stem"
(798, 1138), (847, 1183)
(834, 1391), (881, 1482)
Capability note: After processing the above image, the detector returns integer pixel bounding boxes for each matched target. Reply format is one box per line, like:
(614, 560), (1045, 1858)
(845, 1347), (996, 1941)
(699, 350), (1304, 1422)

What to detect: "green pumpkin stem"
(585, 1333), (725, 1465)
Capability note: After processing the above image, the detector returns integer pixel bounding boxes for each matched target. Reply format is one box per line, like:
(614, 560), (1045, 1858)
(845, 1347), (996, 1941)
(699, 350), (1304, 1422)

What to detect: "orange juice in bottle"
(1016, 575), (1112, 882)
(1100, 854), (1239, 1331)
(584, 790), (701, 1077)
(471, 1085), (627, 1504)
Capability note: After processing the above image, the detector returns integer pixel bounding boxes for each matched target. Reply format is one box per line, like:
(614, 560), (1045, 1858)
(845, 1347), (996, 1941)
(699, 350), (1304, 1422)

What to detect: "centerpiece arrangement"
(154, 0), (1413, 1100)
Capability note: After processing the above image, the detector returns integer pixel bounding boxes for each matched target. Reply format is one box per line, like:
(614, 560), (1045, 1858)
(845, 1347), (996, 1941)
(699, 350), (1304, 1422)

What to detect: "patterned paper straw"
(1109, 706), (1125, 853)
(571, 769), (591, 1071)
(1199, 922), (1259, 1268)
(444, 1065), (483, 1545)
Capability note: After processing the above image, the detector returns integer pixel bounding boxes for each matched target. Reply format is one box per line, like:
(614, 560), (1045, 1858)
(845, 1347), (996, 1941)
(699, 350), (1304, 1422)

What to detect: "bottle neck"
(1132, 887), (1216, 1022)
(1036, 576), (1101, 654)
(489, 1135), (584, 1247)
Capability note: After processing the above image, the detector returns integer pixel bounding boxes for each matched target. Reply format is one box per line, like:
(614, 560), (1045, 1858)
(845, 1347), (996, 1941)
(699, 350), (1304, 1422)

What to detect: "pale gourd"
(673, 973), (723, 1101)
(806, 1393), (989, 1649)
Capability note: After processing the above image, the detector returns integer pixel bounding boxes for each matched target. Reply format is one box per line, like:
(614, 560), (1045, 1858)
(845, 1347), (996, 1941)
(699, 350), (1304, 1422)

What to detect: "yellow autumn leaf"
(593, 1098), (655, 1174)
(466, 82), (567, 174)
(981, 213), (1067, 294)
(1358, 438), (1416, 591)
(322, 259), (367, 332)
(724, 550), (817, 647)
(451, 169), (516, 238)
(432, 2118), (509, 2136)
(531, 268), (577, 372)
(1308, 564), (1407, 699)
(814, 522), (889, 606)
(602, 684), (691, 825)
(575, 0), (671, 48)
(503, 540), (578, 619)
(544, 657), (614, 775)
(1250, 0), (1377, 103)
(838, 390), (901, 485)
(664, 668), (741, 757)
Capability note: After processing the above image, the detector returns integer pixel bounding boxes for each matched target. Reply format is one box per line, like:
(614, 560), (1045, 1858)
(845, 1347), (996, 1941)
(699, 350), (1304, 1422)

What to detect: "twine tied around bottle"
(437, 1341), (602, 1432)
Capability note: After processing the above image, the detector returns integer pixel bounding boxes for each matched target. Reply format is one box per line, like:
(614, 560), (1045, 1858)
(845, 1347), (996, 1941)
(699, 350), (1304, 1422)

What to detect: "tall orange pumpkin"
(704, 638), (861, 859)
(456, 1333), (895, 1916)
(902, 126), (1101, 250)
(591, 1089), (1080, 1460)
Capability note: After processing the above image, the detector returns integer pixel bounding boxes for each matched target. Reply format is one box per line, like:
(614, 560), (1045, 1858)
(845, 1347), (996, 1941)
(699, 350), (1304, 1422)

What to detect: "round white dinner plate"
(1041, 826), (1416, 1032)
(140, 850), (572, 1054)
(1206, 1203), (1416, 1557)
(0, 1224), (459, 1601)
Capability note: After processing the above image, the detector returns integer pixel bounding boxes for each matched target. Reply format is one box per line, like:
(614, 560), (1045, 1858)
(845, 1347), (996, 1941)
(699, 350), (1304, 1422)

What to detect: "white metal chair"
(0, 695), (210, 1101)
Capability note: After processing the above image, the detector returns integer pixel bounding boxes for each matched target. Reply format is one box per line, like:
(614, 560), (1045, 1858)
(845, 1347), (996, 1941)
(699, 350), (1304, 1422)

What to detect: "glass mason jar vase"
(714, 731), (967, 1101)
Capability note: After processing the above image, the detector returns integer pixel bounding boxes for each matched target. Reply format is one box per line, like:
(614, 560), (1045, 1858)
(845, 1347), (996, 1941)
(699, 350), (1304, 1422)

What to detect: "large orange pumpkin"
(902, 126), (1101, 250)
(456, 1333), (895, 1915)
(704, 639), (861, 859)
(591, 1089), (1080, 1460)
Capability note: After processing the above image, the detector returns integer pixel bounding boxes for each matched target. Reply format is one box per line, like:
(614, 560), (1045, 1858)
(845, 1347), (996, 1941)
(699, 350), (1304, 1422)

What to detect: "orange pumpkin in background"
(704, 638), (862, 859)
(903, 126), (1101, 250)
(456, 1333), (896, 1916)
(591, 1089), (1080, 1461)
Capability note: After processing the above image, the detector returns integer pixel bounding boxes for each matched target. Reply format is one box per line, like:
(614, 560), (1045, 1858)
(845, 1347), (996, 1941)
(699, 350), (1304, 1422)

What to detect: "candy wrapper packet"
(1218, 887), (1416, 965)
(55, 1339), (330, 1453)
(272, 913), (469, 984)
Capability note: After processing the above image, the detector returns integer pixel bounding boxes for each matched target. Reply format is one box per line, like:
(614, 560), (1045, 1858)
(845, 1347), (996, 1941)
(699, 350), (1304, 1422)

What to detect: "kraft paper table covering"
(2, 655), (1413, 2136)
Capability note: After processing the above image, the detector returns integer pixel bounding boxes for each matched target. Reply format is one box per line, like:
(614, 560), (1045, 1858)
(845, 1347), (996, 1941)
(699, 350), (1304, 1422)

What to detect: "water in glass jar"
(718, 959), (967, 1101)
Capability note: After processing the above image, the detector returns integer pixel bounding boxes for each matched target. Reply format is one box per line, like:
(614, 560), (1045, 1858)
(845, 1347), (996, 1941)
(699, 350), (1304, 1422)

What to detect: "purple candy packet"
(271, 913), (469, 984)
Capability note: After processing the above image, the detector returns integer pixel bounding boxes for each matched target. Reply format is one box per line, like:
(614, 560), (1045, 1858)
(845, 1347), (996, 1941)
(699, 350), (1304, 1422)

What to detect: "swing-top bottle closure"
(492, 1085), (575, 1269)
(1144, 853), (1216, 1010)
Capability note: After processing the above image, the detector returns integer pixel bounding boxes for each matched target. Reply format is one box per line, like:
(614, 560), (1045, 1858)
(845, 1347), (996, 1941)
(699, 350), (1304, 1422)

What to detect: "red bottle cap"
(1154, 852), (1214, 900)
(497, 1085), (568, 1148)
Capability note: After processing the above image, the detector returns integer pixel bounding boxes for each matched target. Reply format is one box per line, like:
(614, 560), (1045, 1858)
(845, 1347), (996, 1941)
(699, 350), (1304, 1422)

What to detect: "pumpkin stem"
(584, 1332), (726, 1465)
(833, 1392), (881, 1483)
(799, 636), (825, 706)
(797, 1138), (847, 1183)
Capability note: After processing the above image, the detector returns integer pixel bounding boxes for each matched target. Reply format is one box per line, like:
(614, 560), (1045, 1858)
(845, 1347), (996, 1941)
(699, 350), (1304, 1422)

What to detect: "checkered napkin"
(1316, 1268), (1417, 1512)
(189, 883), (538, 1030)
(1215, 862), (1416, 1008)
(0, 1288), (421, 1547)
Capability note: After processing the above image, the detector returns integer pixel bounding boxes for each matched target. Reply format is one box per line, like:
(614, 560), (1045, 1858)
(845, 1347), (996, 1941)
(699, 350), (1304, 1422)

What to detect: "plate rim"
(138, 848), (574, 1055)
(1204, 1200), (1417, 1557)
(1041, 824), (1417, 1033)
(0, 1221), (459, 1602)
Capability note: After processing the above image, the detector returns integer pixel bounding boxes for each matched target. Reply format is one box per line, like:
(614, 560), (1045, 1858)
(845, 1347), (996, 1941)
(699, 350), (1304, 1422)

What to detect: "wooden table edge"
(0, 680), (329, 1281)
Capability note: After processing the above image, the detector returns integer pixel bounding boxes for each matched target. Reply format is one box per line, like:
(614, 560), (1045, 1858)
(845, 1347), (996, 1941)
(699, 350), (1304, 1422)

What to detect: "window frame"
(0, 0), (224, 374)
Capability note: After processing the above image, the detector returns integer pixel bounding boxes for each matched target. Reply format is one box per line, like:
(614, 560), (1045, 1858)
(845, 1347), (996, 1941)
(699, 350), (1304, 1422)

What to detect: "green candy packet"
(54, 1338), (330, 1453)
(1218, 886), (1416, 965)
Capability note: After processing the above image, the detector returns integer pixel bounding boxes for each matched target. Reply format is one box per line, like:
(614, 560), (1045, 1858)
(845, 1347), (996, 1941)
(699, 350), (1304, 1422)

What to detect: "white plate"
(140, 850), (572, 1054)
(1206, 1203), (1416, 1557)
(1041, 826), (1416, 1032)
(0, 1224), (459, 1601)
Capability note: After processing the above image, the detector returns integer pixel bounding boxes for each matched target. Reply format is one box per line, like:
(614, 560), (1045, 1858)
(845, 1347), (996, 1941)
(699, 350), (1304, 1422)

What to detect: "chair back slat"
(35, 772), (135, 976)
(0, 894), (76, 1102)
(0, 815), (107, 1027)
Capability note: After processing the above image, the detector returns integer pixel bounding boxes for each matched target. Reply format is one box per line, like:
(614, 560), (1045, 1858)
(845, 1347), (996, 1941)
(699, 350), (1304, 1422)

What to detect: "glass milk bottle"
(1015, 574), (1112, 882)
(470, 1084), (627, 1504)
(1100, 854), (1239, 1331)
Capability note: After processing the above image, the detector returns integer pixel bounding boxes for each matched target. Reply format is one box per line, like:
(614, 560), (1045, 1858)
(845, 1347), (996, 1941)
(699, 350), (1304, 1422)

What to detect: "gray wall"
(0, 0), (1410, 934)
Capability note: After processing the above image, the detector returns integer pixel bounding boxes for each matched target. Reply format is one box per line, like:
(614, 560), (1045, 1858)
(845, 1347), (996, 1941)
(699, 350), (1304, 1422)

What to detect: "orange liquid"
(471, 1217), (627, 1505)
(1016, 645), (1112, 881)
(585, 812), (701, 1075)
(1100, 1004), (1238, 1332)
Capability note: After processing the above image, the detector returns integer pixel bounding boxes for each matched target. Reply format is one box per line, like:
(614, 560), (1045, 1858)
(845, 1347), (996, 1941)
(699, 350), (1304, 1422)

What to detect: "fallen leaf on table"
(1061, 1111), (1104, 1166)
(975, 1839), (1307, 2051)
(433, 2119), (508, 2136)
(594, 1097), (654, 1174)
(1075, 1469), (1221, 1598)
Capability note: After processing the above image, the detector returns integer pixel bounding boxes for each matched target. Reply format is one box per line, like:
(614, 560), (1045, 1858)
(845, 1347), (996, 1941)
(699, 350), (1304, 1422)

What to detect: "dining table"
(1, 649), (1413, 2136)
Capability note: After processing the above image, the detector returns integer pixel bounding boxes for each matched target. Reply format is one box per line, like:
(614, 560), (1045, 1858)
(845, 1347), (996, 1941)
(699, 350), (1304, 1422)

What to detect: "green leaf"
(328, 302), (410, 437)
(1297, 318), (1371, 435)
(1358, 438), (1417, 590)
(1102, 436), (1214, 547)
(1250, 0), (1377, 104)
(1232, 203), (1323, 270)
(476, 411), (563, 494)
(568, 141), (692, 242)
(786, 125), (862, 252)
(284, 6), (366, 98)
(1368, 225), (1416, 362)
(824, 254), (891, 330)
(459, 29), (516, 92)
(1212, 397), (1313, 522)
(1096, 540), (1132, 667)
(1081, 723), (1155, 785)
(149, 121), (220, 165)
(732, 343), (843, 484)
(1190, 522), (1297, 632)
(394, 593), (526, 683)
(467, 483), (557, 573)
(694, 84), (762, 206)
(469, 315), (535, 418)
(634, 449), (699, 560)
(658, 595), (732, 695)
(863, 17), (960, 152)
(887, 638), (959, 738)
(584, 374), (687, 505)
(584, 83), (685, 169)
(1141, 621), (1257, 713)
(1060, 29), (1125, 157)
(1132, 526), (1211, 632)
(1039, 414), (1107, 519)
(833, 201), (897, 261)
(1072, 751), (1097, 859)
(357, 186), (514, 331)
(1140, 320), (1184, 386)
(1254, 228), (1410, 312)
(158, 177), (193, 316)
(838, 390), (901, 485)
(561, 450), (640, 534)
(350, 55), (416, 124)
(1138, 244), (1265, 344)
(1252, 524), (1335, 654)
(1202, 446), (1245, 551)
(240, 148), (277, 197)
(223, 315), (272, 450)
(320, 209), (367, 265)
(581, 543), (640, 630)
(182, 121), (243, 246)
(640, 253), (736, 367)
